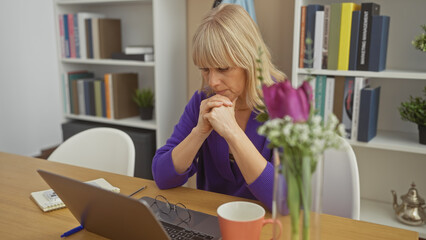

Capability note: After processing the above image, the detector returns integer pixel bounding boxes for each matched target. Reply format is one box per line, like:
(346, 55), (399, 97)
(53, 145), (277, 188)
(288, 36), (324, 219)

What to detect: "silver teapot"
(391, 182), (426, 226)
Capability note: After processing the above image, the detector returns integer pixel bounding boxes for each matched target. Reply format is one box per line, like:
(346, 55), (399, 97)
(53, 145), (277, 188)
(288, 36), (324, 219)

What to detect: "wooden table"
(0, 152), (418, 240)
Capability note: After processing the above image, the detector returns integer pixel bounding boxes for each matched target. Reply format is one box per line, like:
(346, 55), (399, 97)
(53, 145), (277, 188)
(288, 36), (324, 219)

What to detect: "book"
(341, 77), (355, 138)
(92, 18), (100, 59)
(58, 14), (65, 58)
(324, 76), (335, 124)
(104, 73), (114, 119)
(85, 19), (93, 58)
(63, 14), (70, 58)
(358, 86), (381, 142)
(68, 71), (94, 114)
(315, 75), (327, 118)
(124, 45), (154, 55)
(313, 11), (324, 70)
(98, 18), (122, 59)
(111, 52), (154, 62)
(111, 73), (139, 119)
(351, 77), (369, 140)
(67, 14), (76, 58)
(83, 79), (96, 116)
(327, 3), (342, 70)
(357, 3), (380, 71)
(337, 3), (360, 70)
(30, 178), (120, 212)
(77, 13), (105, 59)
(333, 76), (346, 123)
(348, 11), (361, 70)
(299, 6), (307, 68)
(368, 15), (390, 72)
(73, 13), (80, 58)
(304, 5), (324, 68)
(77, 79), (86, 115)
(322, 5), (331, 69)
(94, 79), (103, 117)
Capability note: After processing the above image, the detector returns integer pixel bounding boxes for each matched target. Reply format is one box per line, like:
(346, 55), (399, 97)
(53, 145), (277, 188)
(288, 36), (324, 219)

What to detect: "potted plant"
(398, 86), (426, 144)
(412, 25), (426, 52)
(133, 88), (154, 120)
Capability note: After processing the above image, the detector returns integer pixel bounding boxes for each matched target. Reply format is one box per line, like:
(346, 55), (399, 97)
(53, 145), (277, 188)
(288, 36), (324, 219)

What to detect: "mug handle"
(262, 218), (282, 239)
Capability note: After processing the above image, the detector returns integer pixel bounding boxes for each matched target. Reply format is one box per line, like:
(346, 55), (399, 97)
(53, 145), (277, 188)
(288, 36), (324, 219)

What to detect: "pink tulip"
(262, 79), (313, 122)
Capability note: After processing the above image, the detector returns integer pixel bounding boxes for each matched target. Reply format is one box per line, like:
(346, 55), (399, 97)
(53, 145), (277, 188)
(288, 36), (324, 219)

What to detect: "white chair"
(48, 127), (135, 176)
(320, 137), (360, 220)
(312, 138), (360, 220)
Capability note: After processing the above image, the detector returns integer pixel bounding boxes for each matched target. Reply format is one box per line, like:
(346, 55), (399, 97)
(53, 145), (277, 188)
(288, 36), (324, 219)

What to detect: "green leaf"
(256, 112), (269, 122)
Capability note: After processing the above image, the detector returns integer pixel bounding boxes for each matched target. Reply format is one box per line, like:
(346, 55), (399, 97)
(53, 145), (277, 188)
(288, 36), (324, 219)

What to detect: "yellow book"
(337, 3), (360, 70)
(30, 178), (120, 212)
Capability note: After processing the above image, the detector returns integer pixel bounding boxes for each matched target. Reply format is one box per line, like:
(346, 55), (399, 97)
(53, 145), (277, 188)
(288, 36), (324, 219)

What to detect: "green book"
(94, 79), (103, 117)
(327, 3), (342, 70)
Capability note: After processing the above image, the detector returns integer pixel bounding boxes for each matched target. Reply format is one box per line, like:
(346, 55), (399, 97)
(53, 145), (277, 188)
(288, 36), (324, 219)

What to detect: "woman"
(152, 4), (286, 210)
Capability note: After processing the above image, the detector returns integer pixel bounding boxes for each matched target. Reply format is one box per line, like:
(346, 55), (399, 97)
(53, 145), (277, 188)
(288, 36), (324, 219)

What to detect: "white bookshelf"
(361, 198), (426, 238)
(291, 0), (426, 236)
(53, 0), (187, 148)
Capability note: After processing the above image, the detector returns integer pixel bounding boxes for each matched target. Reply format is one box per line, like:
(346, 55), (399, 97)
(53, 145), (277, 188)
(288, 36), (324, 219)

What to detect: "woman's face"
(200, 67), (246, 102)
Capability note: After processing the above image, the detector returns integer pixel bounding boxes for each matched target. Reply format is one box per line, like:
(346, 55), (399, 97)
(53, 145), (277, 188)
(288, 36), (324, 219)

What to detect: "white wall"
(0, 0), (63, 156)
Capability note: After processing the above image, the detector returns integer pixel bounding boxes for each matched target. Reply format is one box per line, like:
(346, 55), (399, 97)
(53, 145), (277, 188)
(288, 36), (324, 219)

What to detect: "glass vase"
(272, 148), (323, 240)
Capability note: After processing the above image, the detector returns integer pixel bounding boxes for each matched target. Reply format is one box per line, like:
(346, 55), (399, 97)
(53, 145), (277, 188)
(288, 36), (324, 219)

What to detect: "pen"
(61, 225), (83, 238)
(128, 185), (147, 197)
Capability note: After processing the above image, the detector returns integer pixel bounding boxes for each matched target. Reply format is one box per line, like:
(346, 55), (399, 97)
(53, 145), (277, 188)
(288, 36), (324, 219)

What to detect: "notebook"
(30, 178), (120, 212)
(37, 169), (221, 240)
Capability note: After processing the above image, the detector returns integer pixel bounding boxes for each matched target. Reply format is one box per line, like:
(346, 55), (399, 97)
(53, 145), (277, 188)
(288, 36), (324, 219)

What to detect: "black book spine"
(356, 2), (380, 71)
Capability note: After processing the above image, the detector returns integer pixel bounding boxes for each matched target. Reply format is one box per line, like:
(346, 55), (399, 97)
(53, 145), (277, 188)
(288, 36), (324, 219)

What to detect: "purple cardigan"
(152, 91), (276, 210)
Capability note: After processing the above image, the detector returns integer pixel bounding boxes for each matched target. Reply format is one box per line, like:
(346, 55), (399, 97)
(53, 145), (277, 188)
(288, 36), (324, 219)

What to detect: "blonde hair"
(192, 4), (286, 111)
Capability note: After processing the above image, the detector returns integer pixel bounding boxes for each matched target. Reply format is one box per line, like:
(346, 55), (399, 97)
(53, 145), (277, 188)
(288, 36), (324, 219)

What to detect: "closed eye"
(199, 68), (209, 73)
(217, 67), (229, 72)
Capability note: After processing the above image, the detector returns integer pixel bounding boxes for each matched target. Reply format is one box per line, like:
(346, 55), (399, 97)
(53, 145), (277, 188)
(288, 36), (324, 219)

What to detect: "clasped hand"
(196, 95), (239, 139)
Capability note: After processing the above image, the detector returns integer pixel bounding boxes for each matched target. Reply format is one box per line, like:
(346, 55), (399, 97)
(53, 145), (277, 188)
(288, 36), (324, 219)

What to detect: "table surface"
(0, 152), (418, 240)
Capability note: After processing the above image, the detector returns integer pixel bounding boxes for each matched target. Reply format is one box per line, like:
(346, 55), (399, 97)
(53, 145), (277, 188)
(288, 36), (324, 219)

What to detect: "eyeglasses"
(149, 195), (192, 223)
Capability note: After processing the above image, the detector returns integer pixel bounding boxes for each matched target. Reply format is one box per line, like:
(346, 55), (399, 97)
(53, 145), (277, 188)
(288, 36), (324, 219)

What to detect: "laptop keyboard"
(161, 221), (214, 240)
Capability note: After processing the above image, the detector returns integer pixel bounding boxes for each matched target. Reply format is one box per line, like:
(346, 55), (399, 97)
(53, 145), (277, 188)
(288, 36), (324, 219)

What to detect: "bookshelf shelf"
(349, 130), (426, 155)
(65, 114), (157, 129)
(62, 58), (155, 67)
(297, 69), (426, 80)
(291, 0), (426, 236)
(360, 198), (426, 238)
(54, 0), (187, 148)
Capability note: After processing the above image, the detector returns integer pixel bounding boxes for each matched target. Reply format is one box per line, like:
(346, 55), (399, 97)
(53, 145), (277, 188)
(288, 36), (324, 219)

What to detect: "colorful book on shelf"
(92, 18), (100, 59)
(111, 73), (139, 119)
(67, 14), (76, 58)
(315, 75), (327, 119)
(341, 77), (355, 139)
(321, 5), (331, 69)
(324, 76), (335, 124)
(84, 79), (96, 116)
(100, 79), (107, 118)
(368, 15), (390, 72)
(30, 178), (120, 212)
(67, 71), (94, 115)
(98, 18), (122, 59)
(299, 6), (307, 68)
(327, 3), (342, 70)
(337, 3), (360, 70)
(58, 14), (65, 58)
(85, 18), (93, 58)
(351, 77), (369, 141)
(94, 79), (103, 117)
(348, 11), (361, 70)
(77, 79), (86, 115)
(77, 12), (105, 59)
(304, 4), (324, 68)
(357, 3), (381, 71)
(73, 13), (80, 58)
(358, 86), (381, 142)
(332, 76), (345, 123)
(313, 11), (324, 70)
(104, 73), (114, 119)
(63, 14), (70, 58)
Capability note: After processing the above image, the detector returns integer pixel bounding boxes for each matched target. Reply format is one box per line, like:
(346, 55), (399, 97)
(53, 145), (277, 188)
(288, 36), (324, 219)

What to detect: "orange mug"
(217, 201), (281, 240)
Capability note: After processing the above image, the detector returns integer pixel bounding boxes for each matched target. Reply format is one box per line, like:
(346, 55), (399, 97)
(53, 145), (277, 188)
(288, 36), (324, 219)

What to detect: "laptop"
(37, 169), (221, 240)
